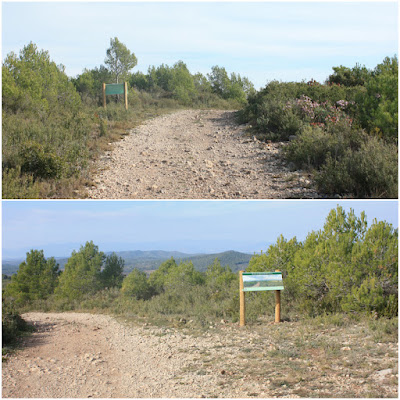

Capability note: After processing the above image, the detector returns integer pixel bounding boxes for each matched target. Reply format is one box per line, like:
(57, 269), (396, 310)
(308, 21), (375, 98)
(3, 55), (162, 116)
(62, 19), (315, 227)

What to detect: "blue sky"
(2, 200), (398, 259)
(2, 1), (398, 88)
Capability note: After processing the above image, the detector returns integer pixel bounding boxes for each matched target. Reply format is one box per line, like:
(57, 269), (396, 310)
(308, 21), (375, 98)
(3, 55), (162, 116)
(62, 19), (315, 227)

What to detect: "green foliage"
(19, 141), (63, 180)
(129, 62), (253, 107)
(2, 166), (40, 199)
(358, 56), (398, 140)
(2, 300), (33, 347)
(73, 66), (111, 105)
(239, 79), (362, 140)
(327, 63), (371, 87)
(163, 261), (205, 295)
(2, 43), (92, 198)
(55, 241), (105, 301)
(2, 208), (396, 328)
(105, 37), (137, 84)
(101, 253), (125, 288)
(208, 66), (254, 104)
(121, 269), (152, 300)
(238, 56), (398, 198)
(205, 259), (236, 292)
(148, 257), (178, 295)
(2, 42), (81, 116)
(315, 135), (398, 198)
(285, 121), (398, 198)
(3, 41), (254, 197)
(4, 250), (59, 306)
(248, 206), (398, 318)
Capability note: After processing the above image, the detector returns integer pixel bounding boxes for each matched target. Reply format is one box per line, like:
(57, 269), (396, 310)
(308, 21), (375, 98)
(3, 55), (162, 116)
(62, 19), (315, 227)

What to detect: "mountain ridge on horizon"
(2, 249), (256, 276)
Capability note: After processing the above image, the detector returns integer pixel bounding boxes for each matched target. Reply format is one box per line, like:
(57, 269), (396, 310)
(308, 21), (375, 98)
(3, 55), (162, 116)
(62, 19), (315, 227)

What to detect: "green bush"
(121, 269), (153, 300)
(2, 299), (33, 347)
(2, 167), (40, 199)
(19, 141), (63, 180)
(247, 206), (398, 318)
(55, 241), (105, 301)
(315, 135), (398, 198)
(2, 309), (31, 347)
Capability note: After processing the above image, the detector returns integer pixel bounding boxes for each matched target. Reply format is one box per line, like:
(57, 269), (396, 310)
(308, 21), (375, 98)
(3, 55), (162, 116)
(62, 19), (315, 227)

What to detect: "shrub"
(248, 206), (398, 318)
(316, 136), (398, 198)
(121, 269), (153, 300)
(285, 121), (397, 198)
(2, 167), (40, 199)
(2, 309), (31, 347)
(2, 299), (33, 347)
(19, 141), (63, 180)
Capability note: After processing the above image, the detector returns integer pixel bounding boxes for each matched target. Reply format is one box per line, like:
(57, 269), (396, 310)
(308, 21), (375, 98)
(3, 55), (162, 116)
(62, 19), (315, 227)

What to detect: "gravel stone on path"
(87, 109), (319, 199)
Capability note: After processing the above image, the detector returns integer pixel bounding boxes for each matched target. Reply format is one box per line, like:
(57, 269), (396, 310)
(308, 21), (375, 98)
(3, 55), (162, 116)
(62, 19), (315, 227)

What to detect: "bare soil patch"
(86, 110), (319, 199)
(2, 312), (397, 398)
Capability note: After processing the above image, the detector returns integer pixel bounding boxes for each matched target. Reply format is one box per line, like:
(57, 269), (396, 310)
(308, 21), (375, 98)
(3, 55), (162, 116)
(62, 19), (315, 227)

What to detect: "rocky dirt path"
(2, 312), (282, 398)
(87, 109), (319, 199)
(2, 312), (398, 398)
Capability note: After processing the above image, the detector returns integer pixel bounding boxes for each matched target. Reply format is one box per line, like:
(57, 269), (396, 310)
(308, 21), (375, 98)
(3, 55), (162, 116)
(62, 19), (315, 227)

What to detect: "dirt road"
(2, 312), (397, 398)
(87, 109), (319, 199)
(2, 312), (279, 398)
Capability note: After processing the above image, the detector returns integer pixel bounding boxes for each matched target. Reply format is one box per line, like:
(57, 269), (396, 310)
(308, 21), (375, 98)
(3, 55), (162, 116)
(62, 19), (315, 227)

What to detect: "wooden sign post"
(102, 82), (128, 110)
(275, 269), (281, 323)
(239, 271), (246, 327)
(239, 270), (284, 326)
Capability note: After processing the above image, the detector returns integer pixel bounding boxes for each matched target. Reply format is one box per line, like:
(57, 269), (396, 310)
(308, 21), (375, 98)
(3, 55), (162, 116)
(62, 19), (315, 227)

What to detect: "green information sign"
(242, 272), (284, 292)
(105, 83), (125, 95)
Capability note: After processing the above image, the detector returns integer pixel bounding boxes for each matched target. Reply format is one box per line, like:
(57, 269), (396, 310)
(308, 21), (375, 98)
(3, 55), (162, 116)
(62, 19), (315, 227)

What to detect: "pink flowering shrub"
(285, 95), (354, 129)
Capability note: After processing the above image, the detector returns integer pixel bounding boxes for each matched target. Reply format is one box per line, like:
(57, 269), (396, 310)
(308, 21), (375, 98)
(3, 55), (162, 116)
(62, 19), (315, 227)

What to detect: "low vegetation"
(238, 56), (398, 198)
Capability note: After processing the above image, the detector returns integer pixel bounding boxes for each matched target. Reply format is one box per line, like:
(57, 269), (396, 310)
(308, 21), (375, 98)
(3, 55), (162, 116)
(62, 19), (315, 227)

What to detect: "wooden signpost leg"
(275, 290), (281, 323)
(124, 82), (128, 110)
(275, 269), (281, 323)
(239, 270), (245, 327)
(102, 83), (106, 109)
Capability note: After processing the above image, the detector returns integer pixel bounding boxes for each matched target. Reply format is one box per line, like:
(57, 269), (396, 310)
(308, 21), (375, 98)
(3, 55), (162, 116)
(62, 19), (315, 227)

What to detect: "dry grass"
(171, 315), (398, 398)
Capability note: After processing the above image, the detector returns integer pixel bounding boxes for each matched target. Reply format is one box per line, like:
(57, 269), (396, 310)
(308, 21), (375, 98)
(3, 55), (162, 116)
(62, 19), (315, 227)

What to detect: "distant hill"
(179, 250), (252, 273)
(2, 249), (253, 276)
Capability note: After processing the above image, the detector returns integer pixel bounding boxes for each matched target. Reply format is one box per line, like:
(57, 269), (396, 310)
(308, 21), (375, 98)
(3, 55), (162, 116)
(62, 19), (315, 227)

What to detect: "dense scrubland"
(3, 206), (397, 348)
(2, 38), (398, 198)
(238, 57), (398, 198)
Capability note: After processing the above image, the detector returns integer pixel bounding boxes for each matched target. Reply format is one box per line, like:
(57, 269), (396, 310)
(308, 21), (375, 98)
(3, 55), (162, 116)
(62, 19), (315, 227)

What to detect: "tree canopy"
(105, 37), (137, 83)
(4, 250), (59, 305)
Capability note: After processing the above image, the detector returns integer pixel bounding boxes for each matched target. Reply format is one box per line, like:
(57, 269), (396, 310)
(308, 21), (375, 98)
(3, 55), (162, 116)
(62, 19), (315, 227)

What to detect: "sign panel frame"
(242, 271), (284, 292)
(102, 82), (128, 110)
(105, 83), (125, 96)
(239, 270), (284, 326)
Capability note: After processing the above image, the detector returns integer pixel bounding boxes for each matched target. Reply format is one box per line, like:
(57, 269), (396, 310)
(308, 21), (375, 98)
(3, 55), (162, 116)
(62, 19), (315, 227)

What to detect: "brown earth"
(86, 109), (319, 199)
(2, 312), (398, 398)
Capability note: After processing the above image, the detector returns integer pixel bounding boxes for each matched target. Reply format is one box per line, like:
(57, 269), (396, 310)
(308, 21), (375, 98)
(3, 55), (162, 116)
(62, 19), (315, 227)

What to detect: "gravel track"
(1, 312), (274, 398)
(87, 109), (319, 199)
(2, 312), (397, 398)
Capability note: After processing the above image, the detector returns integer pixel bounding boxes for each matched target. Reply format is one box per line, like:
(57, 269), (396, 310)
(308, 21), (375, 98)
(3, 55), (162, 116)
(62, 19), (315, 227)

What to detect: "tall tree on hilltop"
(104, 37), (137, 83)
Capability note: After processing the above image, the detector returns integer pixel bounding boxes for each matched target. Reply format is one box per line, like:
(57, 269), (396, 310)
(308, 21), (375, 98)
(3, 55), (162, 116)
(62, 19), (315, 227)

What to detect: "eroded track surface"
(3, 313), (398, 398)
(87, 110), (318, 199)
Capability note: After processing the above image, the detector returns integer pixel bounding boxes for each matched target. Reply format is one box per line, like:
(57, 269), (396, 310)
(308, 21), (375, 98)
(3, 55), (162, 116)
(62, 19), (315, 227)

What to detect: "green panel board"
(242, 272), (284, 292)
(105, 83), (125, 95)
